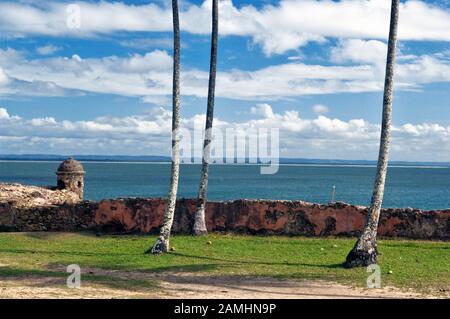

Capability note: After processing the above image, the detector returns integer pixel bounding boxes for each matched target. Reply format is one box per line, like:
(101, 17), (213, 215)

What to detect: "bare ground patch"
(0, 266), (442, 299)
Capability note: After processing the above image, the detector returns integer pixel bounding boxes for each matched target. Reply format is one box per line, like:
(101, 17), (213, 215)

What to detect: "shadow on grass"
(379, 242), (450, 250)
(140, 263), (224, 273)
(0, 248), (345, 270)
(0, 248), (137, 257)
(45, 262), (224, 274)
(0, 266), (156, 291)
(22, 232), (98, 240)
(169, 252), (344, 269)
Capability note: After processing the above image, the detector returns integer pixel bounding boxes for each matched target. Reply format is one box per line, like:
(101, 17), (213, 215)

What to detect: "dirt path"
(156, 274), (426, 299)
(0, 267), (436, 299)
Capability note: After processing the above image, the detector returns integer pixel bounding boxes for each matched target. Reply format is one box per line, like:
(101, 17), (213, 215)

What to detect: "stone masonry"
(0, 194), (448, 239)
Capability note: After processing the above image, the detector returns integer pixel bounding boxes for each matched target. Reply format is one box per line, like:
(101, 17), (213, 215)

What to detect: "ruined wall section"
(1, 192), (447, 239)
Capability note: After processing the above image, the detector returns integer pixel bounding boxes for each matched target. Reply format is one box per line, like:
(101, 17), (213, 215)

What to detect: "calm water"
(0, 161), (449, 210)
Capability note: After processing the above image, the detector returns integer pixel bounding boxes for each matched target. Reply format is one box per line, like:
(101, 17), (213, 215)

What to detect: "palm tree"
(344, 0), (400, 268)
(146, 0), (181, 254)
(193, 0), (219, 235)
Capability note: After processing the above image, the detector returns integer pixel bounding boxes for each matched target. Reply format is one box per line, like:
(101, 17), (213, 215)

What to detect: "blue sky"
(0, 0), (449, 161)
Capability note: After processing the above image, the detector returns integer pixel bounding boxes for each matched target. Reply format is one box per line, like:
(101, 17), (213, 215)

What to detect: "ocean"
(0, 161), (449, 210)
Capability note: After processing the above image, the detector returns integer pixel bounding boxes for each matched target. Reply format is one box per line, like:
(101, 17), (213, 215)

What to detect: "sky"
(0, 0), (449, 161)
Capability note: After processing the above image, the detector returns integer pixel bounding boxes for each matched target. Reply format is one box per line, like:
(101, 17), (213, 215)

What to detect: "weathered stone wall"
(0, 201), (97, 232)
(1, 197), (448, 239)
(94, 199), (450, 239)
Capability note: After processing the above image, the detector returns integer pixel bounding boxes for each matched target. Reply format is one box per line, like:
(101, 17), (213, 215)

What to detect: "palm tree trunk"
(344, 0), (399, 268)
(193, 0), (219, 236)
(146, 0), (181, 254)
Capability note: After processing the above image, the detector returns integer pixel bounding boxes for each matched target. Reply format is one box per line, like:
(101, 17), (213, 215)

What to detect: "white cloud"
(120, 38), (187, 50)
(36, 44), (61, 55)
(0, 49), (173, 98)
(0, 108), (10, 119)
(397, 55), (450, 85)
(0, 68), (10, 86)
(312, 104), (329, 115)
(0, 50), (79, 97)
(330, 39), (388, 66)
(0, 72), (79, 98)
(1, 46), (450, 100)
(287, 55), (303, 61)
(0, 105), (448, 161)
(251, 103), (275, 118)
(0, 1), (449, 55)
(141, 95), (171, 106)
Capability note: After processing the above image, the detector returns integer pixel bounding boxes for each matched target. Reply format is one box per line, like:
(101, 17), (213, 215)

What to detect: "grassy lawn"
(0, 232), (448, 293)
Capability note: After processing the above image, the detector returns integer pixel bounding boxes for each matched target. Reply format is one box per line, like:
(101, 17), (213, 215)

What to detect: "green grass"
(0, 232), (448, 293)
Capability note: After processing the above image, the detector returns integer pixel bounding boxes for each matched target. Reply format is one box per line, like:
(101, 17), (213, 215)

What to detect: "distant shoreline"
(0, 159), (448, 169)
(0, 154), (449, 168)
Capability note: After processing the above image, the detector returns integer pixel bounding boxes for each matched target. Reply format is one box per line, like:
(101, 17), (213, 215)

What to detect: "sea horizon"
(0, 154), (449, 168)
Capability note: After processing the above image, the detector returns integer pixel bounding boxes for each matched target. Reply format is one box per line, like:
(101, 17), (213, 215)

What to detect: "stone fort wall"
(0, 197), (448, 239)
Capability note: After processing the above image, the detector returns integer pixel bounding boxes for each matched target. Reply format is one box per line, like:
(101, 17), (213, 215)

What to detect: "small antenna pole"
(331, 185), (336, 203)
